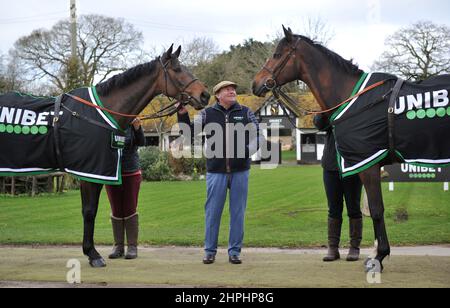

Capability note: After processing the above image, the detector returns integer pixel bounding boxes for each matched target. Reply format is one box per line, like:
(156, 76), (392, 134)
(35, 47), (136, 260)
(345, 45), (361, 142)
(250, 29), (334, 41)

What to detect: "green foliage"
(139, 146), (173, 181)
(64, 57), (84, 92)
(192, 39), (275, 94)
(139, 147), (206, 181)
(394, 206), (409, 223)
(64, 174), (80, 191)
(168, 151), (207, 178)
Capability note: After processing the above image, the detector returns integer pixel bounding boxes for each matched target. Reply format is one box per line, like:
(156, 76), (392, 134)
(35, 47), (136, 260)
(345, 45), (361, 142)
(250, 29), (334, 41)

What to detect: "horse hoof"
(89, 257), (106, 268)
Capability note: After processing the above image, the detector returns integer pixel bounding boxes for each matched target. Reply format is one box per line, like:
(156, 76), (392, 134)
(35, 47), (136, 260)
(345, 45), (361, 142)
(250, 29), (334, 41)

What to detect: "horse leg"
(359, 165), (390, 272)
(80, 181), (106, 267)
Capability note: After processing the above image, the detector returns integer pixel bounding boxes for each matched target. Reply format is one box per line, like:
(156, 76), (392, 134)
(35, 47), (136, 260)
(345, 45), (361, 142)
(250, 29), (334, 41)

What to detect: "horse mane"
(96, 59), (159, 96)
(294, 35), (363, 76)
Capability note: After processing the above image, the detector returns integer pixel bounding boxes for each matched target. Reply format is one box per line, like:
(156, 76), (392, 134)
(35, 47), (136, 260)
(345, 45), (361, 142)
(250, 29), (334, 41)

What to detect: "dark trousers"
(323, 170), (362, 219)
(105, 173), (142, 218)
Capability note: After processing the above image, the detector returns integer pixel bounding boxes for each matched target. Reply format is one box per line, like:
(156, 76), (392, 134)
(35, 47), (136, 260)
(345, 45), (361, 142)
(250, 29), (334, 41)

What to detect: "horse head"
(159, 45), (210, 110)
(252, 25), (302, 97)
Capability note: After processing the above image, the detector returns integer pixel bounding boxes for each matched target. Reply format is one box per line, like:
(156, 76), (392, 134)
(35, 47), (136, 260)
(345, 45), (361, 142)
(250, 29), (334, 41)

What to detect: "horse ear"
(167, 44), (174, 55)
(173, 46), (182, 58)
(162, 44), (174, 61)
(282, 25), (293, 42)
(162, 44), (173, 59)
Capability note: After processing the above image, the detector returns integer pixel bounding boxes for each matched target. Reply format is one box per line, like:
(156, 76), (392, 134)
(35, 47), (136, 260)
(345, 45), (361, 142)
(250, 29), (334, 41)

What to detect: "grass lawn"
(0, 165), (449, 247)
(281, 150), (297, 162)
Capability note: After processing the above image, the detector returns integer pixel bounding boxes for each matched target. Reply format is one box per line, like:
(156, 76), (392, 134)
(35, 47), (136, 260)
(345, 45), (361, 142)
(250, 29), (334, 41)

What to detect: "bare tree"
(301, 16), (334, 47)
(181, 37), (220, 68)
(0, 54), (6, 93)
(372, 21), (450, 81)
(0, 53), (26, 93)
(271, 17), (334, 47)
(11, 14), (144, 93)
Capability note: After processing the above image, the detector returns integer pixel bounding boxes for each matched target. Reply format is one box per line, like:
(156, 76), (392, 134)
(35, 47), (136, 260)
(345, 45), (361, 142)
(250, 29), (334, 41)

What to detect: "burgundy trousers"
(105, 172), (142, 218)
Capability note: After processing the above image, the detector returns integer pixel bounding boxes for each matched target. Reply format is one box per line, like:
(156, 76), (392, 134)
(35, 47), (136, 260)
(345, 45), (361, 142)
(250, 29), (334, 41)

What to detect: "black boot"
(323, 218), (342, 262)
(109, 216), (125, 259)
(124, 214), (139, 259)
(347, 218), (363, 261)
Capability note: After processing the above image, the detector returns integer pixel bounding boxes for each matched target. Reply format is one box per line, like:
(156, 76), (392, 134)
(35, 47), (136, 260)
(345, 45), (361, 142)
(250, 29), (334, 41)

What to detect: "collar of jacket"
(213, 101), (242, 113)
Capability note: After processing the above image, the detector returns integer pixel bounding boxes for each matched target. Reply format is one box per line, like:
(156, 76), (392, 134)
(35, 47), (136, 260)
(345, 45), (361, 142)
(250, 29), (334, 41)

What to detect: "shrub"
(139, 146), (173, 181)
(168, 151), (207, 179)
(394, 206), (409, 223)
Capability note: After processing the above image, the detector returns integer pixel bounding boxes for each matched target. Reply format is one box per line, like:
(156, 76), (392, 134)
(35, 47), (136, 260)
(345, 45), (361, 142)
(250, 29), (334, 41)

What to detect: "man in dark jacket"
(314, 114), (363, 262)
(177, 81), (263, 264)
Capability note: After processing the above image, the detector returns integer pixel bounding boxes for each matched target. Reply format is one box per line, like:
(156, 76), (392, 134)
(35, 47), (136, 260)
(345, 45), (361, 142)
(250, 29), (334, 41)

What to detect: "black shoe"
(203, 255), (215, 264)
(229, 255), (242, 264)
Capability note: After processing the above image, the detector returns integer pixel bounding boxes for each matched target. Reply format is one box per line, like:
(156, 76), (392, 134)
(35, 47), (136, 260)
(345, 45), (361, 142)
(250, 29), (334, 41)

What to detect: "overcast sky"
(1, 0), (450, 70)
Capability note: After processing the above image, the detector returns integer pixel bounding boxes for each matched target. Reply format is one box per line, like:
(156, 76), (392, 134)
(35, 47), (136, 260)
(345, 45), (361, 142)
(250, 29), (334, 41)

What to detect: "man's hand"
(132, 118), (142, 130)
(176, 102), (189, 115)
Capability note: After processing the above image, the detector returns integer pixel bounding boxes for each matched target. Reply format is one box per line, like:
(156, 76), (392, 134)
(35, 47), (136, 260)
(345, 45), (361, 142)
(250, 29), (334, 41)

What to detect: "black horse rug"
(331, 72), (450, 178)
(0, 87), (124, 185)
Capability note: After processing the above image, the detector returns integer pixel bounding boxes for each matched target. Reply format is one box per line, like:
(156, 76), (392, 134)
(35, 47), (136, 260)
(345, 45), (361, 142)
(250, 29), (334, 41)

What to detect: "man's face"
(216, 86), (237, 106)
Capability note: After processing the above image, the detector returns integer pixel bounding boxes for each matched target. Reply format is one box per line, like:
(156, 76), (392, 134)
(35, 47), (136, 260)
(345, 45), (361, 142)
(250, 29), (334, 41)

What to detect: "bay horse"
(79, 45), (209, 267)
(252, 26), (450, 272)
(0, 45), (210, 267)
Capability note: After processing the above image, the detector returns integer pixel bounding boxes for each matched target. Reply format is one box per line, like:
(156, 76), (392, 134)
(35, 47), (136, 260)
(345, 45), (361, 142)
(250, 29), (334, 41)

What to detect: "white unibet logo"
(66, 259), (81, 284)
(395, 89), (449, 114)
(0, 106), (63, 126)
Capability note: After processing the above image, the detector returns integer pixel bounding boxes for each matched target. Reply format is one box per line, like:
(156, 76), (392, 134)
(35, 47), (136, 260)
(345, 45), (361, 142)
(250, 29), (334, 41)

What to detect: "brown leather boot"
(109, 216), (125, 259)
(346, 218), (363, 261)
(323, 218), (342, 262)
(124, 214), (139, 259)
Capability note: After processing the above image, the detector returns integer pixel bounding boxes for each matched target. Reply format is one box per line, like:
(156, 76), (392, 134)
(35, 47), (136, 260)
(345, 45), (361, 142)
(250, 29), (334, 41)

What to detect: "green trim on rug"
(341, 151), (390, 178)
(0, 170), (58, 177)
(90, 86), (124, 132)
(73, 175), (122, 186)
(330, 72), (368, 122)
(395, 151), (450, 168)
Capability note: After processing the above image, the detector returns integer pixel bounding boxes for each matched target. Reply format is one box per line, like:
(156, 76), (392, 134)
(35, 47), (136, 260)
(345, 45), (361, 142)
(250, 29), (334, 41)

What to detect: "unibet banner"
(382, 164), (450, 182)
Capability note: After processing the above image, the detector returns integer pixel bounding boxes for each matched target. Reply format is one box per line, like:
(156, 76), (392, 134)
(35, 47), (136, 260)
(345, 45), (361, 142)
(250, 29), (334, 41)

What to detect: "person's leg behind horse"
(342, 174), (363, 261)
(323, 170), (345, 262)
(121, 173), (142, 259)
(105, 183), (125, 259)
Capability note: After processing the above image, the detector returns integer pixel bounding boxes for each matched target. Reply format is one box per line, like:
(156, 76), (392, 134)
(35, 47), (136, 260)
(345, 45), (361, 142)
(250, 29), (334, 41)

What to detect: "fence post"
(362, 188), (371, 217)
(11, 177), (15, 195)
(32, 177), (37, 197)
(389, 181), (394, 191)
